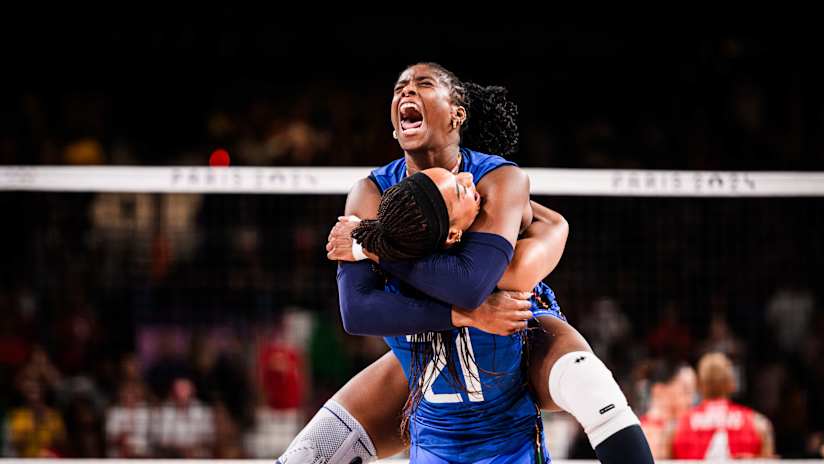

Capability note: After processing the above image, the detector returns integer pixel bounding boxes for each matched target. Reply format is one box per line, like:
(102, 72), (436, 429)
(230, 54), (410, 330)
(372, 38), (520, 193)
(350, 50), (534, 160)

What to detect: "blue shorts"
(530, 282), (566, 321)
(409, 434), (550, 464)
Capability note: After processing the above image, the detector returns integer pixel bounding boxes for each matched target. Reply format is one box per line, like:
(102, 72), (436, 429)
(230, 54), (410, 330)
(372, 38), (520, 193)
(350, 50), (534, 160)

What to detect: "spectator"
(639, 360), (696, 459)
(151, 377), (214, 458)
(105, 382), (150, 458)
(672, 352), (774, 459)
(5, 377), (66, 457)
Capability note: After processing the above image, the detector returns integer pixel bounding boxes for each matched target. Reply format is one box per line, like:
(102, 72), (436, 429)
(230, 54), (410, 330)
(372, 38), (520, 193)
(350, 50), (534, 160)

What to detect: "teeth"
(400, 102), (421, 119)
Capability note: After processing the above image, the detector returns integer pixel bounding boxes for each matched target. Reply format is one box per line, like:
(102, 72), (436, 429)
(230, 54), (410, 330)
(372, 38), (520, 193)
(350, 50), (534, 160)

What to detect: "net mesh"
(1, 167), (822, 460)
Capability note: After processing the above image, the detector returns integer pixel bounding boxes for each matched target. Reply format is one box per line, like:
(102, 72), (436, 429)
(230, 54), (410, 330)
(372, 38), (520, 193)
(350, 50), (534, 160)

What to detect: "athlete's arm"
(336, 178), (531, 336)
(377, 166), (530, 309)
(337, 179), (450, 335)
(754, 412), (776, 458)
(496, 200), (568, 292)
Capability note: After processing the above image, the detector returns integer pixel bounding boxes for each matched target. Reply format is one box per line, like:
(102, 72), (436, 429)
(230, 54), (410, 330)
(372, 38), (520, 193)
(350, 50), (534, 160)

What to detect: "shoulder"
(370, 157), (405, 193)
(476, 164), (529, 192)
(752, 411), (772, 430)
(345, 177), (381, 218)
(463, 148), (518, 183)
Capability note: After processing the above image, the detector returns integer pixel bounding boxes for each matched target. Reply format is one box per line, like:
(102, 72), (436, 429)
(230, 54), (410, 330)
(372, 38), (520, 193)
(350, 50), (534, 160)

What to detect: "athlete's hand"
(451, 291), (533, 336)
(326, 216), (360, 261)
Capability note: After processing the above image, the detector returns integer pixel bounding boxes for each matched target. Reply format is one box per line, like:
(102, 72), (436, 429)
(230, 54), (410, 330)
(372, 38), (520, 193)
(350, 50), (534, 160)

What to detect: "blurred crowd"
(3, 30), (824, 171)
(1, 190), (822, 458)
(2, 25), (824, 459)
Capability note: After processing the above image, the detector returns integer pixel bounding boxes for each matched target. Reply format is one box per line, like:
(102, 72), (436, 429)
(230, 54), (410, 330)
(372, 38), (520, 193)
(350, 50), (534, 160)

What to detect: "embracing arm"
(337, 178), (453, 336)
(337, 261), (454, 336)
(334, 177), (533, 336)
(497, 200), (569, 292)
(378, 166), (530, 309)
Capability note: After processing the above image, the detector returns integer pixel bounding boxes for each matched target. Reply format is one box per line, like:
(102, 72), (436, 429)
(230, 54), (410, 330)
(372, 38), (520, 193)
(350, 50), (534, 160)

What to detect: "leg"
(528, 315), (591, 411)
(332, 351), (408, 457)
(528, 316), (654, 463)
(277, 351), (408, 463)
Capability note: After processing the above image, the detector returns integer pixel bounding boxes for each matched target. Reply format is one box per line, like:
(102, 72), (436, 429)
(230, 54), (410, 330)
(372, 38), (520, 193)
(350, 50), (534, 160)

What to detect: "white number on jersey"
(406, 328), (485, 404)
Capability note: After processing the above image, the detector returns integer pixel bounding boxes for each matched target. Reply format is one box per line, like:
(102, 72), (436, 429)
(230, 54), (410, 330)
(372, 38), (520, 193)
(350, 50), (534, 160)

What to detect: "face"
(422, 168), (481, 244)
(668, 367), (697, 418)
(391, 64), (464, 153)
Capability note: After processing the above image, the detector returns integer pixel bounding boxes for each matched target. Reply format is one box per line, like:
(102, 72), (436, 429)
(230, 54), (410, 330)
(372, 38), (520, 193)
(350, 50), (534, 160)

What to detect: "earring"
(451, 120), (457, 129)
(392, 130), (398, 139)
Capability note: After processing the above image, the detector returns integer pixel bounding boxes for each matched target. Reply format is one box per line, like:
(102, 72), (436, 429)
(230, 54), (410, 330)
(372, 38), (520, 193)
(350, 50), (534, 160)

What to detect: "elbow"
(338, 300), (364, 335)
(556, 213), (570, 239)
(340, 314), (357, 335)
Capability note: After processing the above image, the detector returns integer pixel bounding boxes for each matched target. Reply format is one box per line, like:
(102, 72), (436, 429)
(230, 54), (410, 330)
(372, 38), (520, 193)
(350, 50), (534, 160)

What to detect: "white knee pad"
(277, 399), (377, 464)
(548, 351), (640, 447)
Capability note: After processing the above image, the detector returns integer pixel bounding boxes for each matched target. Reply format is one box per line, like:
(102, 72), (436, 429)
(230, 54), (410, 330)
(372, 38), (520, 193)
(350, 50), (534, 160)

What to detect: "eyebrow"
(395, 76), (436, 87)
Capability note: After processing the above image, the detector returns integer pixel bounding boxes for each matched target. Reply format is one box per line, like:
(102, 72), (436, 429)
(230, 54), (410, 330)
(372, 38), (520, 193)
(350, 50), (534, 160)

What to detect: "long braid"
(351, 184), (431, 261)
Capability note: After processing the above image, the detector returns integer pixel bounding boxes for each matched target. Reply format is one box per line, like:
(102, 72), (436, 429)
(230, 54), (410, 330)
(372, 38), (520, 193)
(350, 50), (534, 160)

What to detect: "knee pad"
(548, 351), (639, 447)
(277, 399), (377, 464)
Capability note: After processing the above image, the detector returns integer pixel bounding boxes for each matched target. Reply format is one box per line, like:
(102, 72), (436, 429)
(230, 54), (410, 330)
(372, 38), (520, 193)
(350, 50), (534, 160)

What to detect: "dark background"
(1, 17), (823, 459)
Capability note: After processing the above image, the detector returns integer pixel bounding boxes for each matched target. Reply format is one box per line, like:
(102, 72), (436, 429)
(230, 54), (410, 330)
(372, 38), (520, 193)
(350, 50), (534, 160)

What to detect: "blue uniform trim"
(369, 147), (517, 194)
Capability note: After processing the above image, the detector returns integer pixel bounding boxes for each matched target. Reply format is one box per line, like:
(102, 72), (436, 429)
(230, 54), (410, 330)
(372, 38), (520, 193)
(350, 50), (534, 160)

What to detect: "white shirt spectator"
(106, 402), (150, 457)
(151, 400), (214, 457)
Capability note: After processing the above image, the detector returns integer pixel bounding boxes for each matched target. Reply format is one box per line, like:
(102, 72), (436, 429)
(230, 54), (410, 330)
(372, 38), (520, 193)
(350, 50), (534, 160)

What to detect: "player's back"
(672, 398), (762, 459)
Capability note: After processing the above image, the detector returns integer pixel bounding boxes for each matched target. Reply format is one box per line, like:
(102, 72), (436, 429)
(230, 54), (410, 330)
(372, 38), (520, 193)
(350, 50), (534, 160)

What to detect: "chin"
(399, 134), (430, 153)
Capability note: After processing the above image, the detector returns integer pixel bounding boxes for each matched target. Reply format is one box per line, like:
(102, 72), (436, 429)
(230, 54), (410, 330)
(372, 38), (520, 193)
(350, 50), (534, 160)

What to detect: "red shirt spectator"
(672, 353), (774, 459)
(258, 342), (303, 410)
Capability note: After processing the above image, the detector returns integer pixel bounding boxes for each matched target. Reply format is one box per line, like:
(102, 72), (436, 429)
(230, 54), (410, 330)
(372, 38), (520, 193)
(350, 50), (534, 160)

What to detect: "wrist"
(363, 248), (380, 262)
(351, 239), (368, 261)
(451, 306), (472, 328)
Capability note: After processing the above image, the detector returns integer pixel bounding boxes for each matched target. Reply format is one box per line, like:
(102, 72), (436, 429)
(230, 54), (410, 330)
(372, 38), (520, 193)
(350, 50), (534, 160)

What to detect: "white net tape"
(2, 166), (824, 196)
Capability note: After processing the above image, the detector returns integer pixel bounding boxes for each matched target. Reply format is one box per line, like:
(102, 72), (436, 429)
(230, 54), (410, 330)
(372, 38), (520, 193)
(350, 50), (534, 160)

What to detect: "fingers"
(506, 291), (532, 300)
(514, 298), (533, 310)
(514, 310), (534, 321)
(500, 319), (530, 336)
(509, 319), (530, 335)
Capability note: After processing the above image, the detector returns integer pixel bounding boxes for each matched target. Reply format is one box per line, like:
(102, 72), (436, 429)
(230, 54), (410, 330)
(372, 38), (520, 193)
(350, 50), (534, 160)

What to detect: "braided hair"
(414, 62), (520, 157)
(351, 185), (429, 261)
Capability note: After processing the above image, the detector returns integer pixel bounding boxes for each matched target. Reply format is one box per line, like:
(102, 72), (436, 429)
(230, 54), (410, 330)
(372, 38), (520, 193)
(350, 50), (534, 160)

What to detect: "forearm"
(337, 261), (455, 336)
(378, 232), (514, 309)
(498, 210), (569, 291)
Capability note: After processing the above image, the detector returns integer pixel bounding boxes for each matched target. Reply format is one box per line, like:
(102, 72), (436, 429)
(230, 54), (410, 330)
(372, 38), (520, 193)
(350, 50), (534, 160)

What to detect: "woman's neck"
(404, 145), (461, 176)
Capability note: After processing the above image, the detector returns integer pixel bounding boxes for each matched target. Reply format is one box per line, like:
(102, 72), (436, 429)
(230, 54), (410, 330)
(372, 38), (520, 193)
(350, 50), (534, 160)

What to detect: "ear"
(444, 226), (463, 247)
(453, 106), (467, 127)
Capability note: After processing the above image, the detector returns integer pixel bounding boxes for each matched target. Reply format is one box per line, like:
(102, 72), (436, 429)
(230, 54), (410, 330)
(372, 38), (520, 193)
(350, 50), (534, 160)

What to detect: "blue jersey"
(369, 148), (564, 462)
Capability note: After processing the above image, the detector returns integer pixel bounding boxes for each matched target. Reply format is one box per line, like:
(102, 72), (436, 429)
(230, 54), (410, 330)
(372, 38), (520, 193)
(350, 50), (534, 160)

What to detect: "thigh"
(332, 351), (409, 457)
(528, 315), (592, 411)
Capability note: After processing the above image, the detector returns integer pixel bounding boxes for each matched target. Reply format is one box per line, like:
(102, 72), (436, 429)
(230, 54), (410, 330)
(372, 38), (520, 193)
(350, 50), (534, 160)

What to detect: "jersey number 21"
(406, 329), (485, 404)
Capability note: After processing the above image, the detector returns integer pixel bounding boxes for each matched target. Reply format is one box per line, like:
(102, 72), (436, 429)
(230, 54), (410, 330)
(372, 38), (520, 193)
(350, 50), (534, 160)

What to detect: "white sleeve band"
(352, 239), (368, 261)
(346, 215), (368, 262)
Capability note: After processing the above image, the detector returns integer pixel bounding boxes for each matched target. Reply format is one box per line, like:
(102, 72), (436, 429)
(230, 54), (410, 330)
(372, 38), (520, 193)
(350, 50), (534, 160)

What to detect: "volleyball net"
(1, 166), (822, 460)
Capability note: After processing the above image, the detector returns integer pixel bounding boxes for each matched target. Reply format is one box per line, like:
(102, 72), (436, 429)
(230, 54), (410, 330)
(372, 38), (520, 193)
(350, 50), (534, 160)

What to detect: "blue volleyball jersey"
(369, 148), (563, 462)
